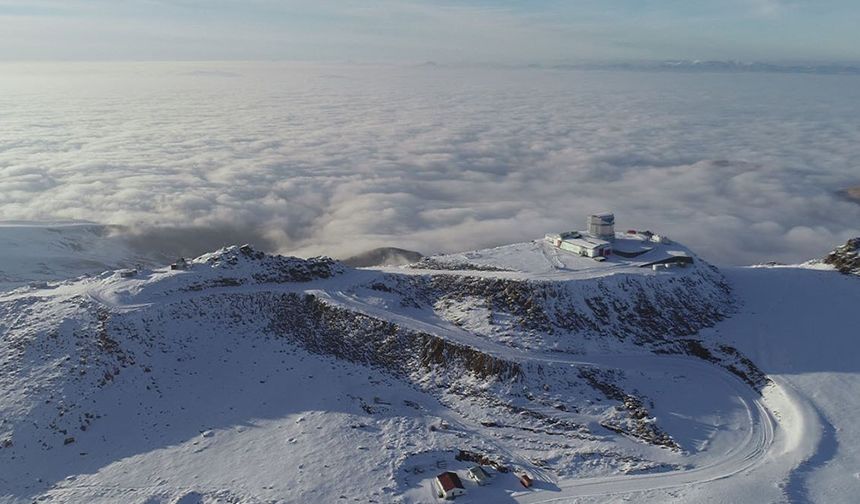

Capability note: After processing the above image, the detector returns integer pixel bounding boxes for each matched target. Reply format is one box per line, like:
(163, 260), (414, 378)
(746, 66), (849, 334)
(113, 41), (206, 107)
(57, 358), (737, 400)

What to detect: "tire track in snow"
(774, 379), (836, 504)
(316, 290), (793, 503)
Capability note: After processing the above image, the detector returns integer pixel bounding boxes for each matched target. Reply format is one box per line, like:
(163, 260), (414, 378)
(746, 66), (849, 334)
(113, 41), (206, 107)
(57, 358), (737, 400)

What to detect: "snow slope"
(0, 222), (165, 291)
(398, 236), (696, 281)
(706, 265), (860, 504)
(0, 239), (857, 503)
(530, 260), (860, 504)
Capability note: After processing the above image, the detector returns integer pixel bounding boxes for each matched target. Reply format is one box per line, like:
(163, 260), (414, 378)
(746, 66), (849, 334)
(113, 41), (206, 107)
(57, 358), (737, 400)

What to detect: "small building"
(517, 472), (533, 488)
(588, 213), (615, 240)
(170, 258), (190, 270)
(118, 269), (137, 278)
(466, 466), (490, 486)
(434, 471), (465, 499)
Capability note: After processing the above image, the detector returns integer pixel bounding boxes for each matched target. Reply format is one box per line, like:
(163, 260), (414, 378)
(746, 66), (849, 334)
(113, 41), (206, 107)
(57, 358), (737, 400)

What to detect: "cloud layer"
(1, 61), (859, 265)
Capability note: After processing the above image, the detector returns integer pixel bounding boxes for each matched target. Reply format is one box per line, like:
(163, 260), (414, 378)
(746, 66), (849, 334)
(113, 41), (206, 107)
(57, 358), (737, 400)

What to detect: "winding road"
(314, 288), (813, 503)
(78, 268), (818, 504)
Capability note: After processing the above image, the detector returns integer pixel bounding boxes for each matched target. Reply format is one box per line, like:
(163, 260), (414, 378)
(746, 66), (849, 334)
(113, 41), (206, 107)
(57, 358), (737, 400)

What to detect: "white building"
(546, 231), (612, 258)
(434, 471), (465, 499)
(588, 213), (615, 240)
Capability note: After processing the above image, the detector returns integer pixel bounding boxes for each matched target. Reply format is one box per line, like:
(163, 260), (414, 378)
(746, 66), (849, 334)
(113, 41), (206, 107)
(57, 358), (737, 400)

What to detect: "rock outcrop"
(823, 238), (860, 275)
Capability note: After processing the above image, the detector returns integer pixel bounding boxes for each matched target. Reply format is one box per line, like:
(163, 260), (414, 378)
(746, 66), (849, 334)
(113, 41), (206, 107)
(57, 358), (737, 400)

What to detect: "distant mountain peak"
(555, 60), (860, 76)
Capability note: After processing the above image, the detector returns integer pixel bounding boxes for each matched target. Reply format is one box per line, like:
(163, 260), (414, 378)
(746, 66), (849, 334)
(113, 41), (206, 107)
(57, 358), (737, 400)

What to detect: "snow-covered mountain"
(0, 222), (166, 291)
(0, 235), (857, 503)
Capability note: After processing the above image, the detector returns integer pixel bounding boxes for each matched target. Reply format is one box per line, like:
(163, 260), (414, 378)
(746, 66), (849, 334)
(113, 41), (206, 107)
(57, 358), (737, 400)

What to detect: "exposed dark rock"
(373, 268), (733, 345)
(823, 238), (860, 276)
(455, 450), (510, 472)
(265, 292), (522, 382)
(182, 245), (343, 291)
(407, 258), (512, 272)
(652, 340), (769, 391)
(579, 368), (679, 450)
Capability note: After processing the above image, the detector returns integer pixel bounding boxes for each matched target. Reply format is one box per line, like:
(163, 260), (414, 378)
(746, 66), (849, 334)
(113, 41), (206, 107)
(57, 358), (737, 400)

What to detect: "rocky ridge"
(823, 237), (860, 275)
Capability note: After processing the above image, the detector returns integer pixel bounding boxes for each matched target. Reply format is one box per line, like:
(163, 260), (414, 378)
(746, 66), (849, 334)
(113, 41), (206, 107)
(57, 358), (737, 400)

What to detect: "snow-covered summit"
(402, 234), (697, 280)
(184, 244), (343, 283)
(0, 236), (857, 503)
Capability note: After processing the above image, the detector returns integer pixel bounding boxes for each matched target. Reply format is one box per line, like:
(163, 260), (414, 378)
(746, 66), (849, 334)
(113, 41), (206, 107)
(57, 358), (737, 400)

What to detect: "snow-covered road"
(315, 289), (810, 504)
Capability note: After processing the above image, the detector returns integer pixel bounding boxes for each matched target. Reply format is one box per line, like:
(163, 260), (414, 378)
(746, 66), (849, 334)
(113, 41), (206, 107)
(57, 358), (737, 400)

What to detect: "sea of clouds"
(1, 61), (859, 265)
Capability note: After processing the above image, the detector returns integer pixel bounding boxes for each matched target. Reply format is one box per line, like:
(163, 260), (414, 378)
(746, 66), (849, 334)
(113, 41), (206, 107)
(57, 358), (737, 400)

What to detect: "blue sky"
(1, 0), (858, 63)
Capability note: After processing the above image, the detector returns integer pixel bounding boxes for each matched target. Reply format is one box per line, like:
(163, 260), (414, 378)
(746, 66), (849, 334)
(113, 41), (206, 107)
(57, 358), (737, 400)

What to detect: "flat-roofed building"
(546, 231), (612, 258)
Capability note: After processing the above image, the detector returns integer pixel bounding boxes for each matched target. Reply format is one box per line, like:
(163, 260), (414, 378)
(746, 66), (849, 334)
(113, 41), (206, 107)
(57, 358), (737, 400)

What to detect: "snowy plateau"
(0, 225), (859, 504)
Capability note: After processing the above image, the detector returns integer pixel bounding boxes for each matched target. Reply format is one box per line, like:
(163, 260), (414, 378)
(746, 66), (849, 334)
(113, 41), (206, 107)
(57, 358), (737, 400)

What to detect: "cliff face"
(264, 292), (523, 381)
(823, 238), (860, 275)
(362, 263), (763, 389)
(375, 266), (733, 347)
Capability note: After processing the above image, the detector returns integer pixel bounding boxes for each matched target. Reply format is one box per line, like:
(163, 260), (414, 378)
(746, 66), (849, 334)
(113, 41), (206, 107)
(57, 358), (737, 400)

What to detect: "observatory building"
(588, 213), (615, 240)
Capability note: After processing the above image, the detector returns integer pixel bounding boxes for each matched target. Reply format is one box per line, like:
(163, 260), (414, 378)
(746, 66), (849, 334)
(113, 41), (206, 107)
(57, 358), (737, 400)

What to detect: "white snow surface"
(0, 236), (857, 504)
(0, 222), (163, 291)
(393, 236), (693, 280)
